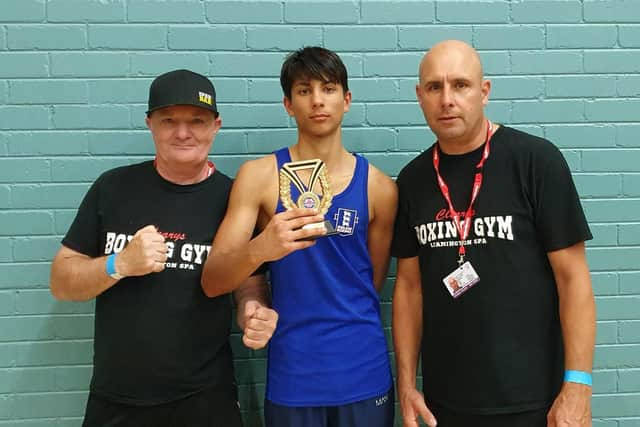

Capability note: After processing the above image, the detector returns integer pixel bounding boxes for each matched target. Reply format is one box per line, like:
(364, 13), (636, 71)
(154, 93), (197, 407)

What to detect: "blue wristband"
(564, 370), (592, 386)
(106, 253), (118, 276)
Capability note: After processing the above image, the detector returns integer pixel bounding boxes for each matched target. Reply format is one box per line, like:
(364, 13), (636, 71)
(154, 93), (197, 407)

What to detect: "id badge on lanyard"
(433, 121), (494, 298)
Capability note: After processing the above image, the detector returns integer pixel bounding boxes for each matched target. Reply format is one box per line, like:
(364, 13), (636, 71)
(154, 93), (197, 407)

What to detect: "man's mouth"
(310, 113), (330, 120)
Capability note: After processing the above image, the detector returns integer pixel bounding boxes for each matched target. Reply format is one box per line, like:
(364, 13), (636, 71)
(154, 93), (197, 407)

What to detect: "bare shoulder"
(367, 164), (398, 221)
(368, 163), (397, 200)
(235, 154), (277, 185)
(228, 154), (278, 208)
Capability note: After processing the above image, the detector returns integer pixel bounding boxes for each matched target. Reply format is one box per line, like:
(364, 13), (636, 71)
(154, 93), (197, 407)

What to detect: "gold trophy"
(279, 159), (338, 239)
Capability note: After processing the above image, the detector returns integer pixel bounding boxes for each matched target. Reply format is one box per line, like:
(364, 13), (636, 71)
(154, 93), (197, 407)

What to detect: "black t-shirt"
(392, 126), (592, 414)
(63, 161), (234, 405)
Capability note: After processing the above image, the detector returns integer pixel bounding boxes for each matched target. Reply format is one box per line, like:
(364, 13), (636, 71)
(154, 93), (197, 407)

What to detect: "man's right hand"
(400, 386), (437, 427)
(254, 208), (327, 262)
(115, 225), (168, 277)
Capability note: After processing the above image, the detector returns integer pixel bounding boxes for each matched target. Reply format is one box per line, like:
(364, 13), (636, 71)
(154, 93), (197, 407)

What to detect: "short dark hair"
(280, 46), (349, 99)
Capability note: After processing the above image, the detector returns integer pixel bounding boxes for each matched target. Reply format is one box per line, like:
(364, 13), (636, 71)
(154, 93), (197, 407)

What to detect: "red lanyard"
(204, 160), (215, 178)
(432, 121), (494, 265)
(153, 158), (215, 179)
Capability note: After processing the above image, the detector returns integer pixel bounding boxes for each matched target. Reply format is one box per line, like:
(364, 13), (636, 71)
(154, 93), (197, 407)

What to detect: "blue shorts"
(264, 388), (394, 427)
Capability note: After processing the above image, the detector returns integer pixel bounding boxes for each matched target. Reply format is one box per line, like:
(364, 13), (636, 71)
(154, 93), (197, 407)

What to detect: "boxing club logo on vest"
(334, 208), (359, 236)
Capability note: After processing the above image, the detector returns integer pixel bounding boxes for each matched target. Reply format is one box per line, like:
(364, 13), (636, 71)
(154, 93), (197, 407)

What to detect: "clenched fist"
(241, 300), (279, 350)
(116, 225), (168, 277)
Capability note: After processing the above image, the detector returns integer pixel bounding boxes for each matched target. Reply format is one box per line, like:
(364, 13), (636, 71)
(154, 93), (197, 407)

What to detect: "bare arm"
(50, 225), (168, 301)
(201, 158), (325, 298)
(367, 166), (398, 291)
(547, 241), (595, 426)
(233, 274), (279, 350)
(50, 246), (118, 301)
(201, 161), (266, 297)
(550, 241), (595, 375)
(233, 274), (272, 331)
(393, 257), (423, 390)
(393, 256), (436, 427)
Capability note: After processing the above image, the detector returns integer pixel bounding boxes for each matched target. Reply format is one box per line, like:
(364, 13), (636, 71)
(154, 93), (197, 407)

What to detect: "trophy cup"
(279, 159), (338, 239)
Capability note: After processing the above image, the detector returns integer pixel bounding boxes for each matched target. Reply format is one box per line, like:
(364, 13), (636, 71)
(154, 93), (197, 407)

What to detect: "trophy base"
(298, 220), (339, 241)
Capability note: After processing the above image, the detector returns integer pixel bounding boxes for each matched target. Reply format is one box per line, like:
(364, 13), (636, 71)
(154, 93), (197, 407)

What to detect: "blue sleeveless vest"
(266, 147), (392, 406)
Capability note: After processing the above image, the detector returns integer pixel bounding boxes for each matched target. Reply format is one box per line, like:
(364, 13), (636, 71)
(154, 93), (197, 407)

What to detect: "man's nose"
(176, 121), (190, 139)
(441, 85), (454, 107)
(311, 88), (324, 106)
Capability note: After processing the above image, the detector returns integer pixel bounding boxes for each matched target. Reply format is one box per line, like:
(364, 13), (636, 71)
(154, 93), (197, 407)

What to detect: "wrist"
(564, 370), (592, 387)
(106, 253), (125, 280)
(397, 374), (417, 391)
(248, 235), (269, 264)
(236, 311), (247, 331)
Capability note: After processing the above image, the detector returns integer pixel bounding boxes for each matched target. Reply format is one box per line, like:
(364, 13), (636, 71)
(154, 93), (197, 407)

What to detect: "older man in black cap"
(50, 69), (277, 427)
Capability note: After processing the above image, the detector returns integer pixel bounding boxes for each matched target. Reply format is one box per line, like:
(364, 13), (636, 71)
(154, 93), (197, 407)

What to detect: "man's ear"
(481, 79), (491, 106)
(343, 90), (352, 112)
(212, 115), (222, 134)
(283, 96), (294, 116)
(415, 84), (423, 107)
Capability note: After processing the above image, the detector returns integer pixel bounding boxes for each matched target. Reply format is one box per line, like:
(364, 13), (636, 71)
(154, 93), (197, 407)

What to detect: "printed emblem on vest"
(334, 208), (359, 236)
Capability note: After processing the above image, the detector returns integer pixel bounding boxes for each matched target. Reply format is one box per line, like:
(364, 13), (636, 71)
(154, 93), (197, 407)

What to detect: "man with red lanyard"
(50, 69), (277, 427)
(392, 40), (595, 427)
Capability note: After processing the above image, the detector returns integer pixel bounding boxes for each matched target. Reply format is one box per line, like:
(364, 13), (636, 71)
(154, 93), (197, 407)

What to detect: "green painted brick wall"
(0, 0), (639, 426)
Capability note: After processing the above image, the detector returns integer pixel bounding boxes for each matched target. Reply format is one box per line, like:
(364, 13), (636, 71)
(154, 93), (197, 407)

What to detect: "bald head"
(419, 40), (484, 84)
(414, 39), (492, 152)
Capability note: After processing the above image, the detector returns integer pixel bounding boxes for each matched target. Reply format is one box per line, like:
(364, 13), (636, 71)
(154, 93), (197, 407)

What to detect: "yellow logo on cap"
(199, 91), (212, 106)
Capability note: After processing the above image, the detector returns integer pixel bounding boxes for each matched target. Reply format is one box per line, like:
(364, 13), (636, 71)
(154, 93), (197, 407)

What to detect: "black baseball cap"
(146, 69), (218, 117)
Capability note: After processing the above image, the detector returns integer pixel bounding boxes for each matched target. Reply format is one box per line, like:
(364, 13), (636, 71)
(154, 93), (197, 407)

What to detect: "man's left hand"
(242, 301), (278, 350)
(547, 382), (592, 426)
